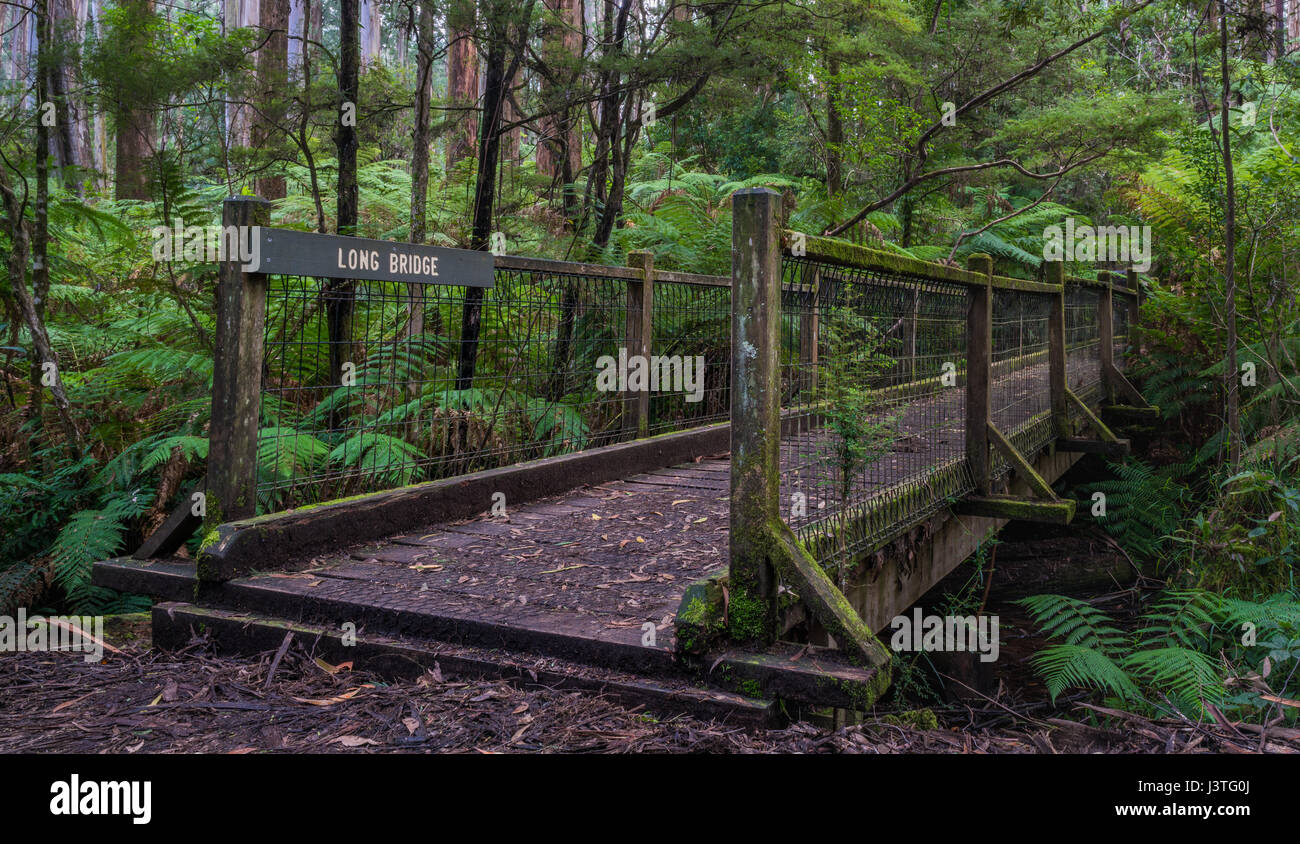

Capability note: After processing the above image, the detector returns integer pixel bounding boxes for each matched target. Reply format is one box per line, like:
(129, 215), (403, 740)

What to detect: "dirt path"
(1, 617), (1288, 754)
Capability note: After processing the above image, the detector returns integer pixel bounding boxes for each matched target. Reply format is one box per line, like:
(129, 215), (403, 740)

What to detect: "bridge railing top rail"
(786, 230), (1144, 298)
(494, 254), (729, 288)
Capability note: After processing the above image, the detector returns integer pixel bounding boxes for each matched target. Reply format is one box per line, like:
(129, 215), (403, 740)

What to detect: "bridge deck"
(224, 461), (732, 665)
(223, 354), (1068, 662)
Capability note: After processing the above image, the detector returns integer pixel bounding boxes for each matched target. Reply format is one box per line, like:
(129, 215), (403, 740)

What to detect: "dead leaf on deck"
(540, 564), (587, 574)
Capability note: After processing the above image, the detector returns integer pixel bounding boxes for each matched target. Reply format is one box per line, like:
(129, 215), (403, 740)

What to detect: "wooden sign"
(243, 227), (495, 287)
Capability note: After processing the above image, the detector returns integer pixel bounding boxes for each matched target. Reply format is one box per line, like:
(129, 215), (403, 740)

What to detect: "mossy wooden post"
(1098, 270), (1115, 404)
(624, 250), (653, 437)
(729, 187), (782, 641)
(965, 253), (993, 495)
(1047, 261), (1069, 437)
(209, 196), (270, 533)
(1125, 266), (1141, 354)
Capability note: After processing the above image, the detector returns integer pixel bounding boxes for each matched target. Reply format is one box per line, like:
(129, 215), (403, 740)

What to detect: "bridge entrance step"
(150, 602), (780, 727)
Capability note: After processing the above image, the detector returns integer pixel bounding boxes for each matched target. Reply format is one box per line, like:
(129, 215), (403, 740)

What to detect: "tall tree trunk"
(47, 0), (86, 194)
(1, 7), (84, 458)
(445, 0), (478, 173)
(288, 0), (304, 66)
(114, 0), (156, 200)
(224, 0), (258, 149)
(360, 0), (382, 65)
(826, 53), (843, 197)
(410, 0), (434, 245)
(328, 0), (360, 392)
(254, 0), (289, 199)
(537, 0), (581, 217)
(404, 0), (435, 414)
(88, 0), (109, 192)
(456, 0), (532, 392)
(455, 13), (505, 391)
(1220, 3), (1240, 465)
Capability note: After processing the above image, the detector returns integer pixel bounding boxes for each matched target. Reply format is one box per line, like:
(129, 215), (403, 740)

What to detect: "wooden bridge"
(95, 189), (1154, 724)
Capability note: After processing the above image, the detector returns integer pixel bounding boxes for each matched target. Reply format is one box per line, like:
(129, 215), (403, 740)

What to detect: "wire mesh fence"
(991, 288), (1052, 440)
(777, 256), (972, 571)
(1065, 282), (1102, 399)
(648, 277), (730, 434)
(257, 260), (729, 511)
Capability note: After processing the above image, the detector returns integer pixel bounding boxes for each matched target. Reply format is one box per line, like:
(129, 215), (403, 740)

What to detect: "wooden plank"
(1056, 437), (1131, 457)
(953, 495), (1076, 525)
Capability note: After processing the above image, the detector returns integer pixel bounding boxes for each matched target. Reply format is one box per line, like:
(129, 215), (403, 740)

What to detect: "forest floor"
(4, 515), (1297, 754)
(1, 611), (1295, 754)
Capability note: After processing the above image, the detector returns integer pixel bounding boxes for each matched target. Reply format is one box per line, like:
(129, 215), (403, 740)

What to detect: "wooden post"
(208, 195), (271, 531)
(1098, 271), (1115, 403)
(624, 250), (653, 437)
(1126, 266), (1141, 354)
(965, 253), (993, 495)
(1047, 261), (1069, 438)
(729, 187), (782, 638)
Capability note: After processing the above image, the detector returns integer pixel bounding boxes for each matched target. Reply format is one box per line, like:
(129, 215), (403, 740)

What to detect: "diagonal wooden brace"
(1105, 363), (1148, 408)
(987, 421), (1055, 500)
(1065, 387), (1122, 444)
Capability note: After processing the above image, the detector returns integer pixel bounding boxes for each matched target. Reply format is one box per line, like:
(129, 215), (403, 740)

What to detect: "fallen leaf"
(51, 691), (96, 713)
(290, 687), (365, 706)
(313, 657), (354, 675)
(333, 735), (380, 747)
(402, 717), (422, 735)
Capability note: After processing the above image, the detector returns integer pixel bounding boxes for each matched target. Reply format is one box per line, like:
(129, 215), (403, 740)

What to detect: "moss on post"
(729, 188), (784, 642)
